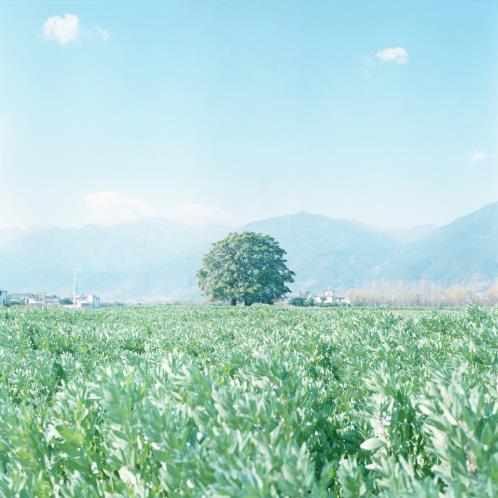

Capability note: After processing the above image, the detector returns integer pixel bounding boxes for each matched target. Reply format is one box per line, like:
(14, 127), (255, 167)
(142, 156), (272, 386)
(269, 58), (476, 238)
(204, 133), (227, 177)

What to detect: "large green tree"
(197, 231), (295, 306)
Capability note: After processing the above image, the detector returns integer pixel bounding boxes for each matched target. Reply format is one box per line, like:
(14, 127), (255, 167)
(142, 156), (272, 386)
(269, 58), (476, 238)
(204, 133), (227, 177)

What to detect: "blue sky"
(1, 1), (497, 229)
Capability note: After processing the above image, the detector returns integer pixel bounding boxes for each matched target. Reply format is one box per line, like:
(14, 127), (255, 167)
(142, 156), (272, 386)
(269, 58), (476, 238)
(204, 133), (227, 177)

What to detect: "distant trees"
(288, 296), (309, 307)
(197, 232), (295, 306)
(344, 280), (498, 307)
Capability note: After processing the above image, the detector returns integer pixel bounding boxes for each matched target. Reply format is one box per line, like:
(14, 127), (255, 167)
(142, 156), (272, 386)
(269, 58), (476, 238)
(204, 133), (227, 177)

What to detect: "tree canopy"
(197, 231), (295, 306)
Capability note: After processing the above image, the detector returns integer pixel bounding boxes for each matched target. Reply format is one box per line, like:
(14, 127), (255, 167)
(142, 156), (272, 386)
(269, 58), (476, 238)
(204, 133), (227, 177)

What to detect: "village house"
(72, 274), (101, 308)
(312, 289), (350, 306)
(74, 293), (101, 308)
(7, 293), (31, 305)
(26, 294), (60, 306)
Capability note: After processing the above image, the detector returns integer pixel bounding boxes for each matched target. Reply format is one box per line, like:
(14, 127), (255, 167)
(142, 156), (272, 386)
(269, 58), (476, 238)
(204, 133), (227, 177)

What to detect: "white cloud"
(470, 151), (489, 163)
(42, 14), (110, 46)
(85, 191), (158, 225)
(376, 47), (409, 64)
(42, 13), (80, 46)
(84, 193), (233, 226)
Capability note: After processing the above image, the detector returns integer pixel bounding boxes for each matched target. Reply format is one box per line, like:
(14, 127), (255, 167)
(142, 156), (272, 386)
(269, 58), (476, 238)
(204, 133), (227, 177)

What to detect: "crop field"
(0, 305), (496, 497)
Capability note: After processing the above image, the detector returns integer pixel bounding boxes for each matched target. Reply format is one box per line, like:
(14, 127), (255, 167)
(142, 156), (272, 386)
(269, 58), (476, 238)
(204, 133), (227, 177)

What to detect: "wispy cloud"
(95, 26), (110, 42)
(42, 13), (80, 46)
(42, 14), (110, 46)
(469, 151), (489, 163)
(376, 47), (409, 64)
(0, 224), (27, 230)
(85, 191), (158, 225)
(84, 192), (233, 227)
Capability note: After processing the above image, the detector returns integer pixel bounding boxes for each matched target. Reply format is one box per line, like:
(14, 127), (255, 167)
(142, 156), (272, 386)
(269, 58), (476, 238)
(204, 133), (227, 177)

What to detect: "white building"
(0, 290), (7, 306)
(27, 294), (59, 306)
(312, 289), (335, 304)
(312, 289), (350, 306)
(74, 293), (100, 308)
(7, 293), (61, 307)
(335, 296), (350, 305)
(45, 295), (60, 306)
(7, 293), (31, 305)
(27, 294), (46, 306)
(72, 274), (100, 308)
(323, 289), (335, 304)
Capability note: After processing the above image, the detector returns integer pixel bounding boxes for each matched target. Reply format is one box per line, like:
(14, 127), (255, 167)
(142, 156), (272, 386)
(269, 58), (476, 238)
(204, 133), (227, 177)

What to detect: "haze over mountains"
(1, 202), (497, 301)
(0, 225), (38, 246)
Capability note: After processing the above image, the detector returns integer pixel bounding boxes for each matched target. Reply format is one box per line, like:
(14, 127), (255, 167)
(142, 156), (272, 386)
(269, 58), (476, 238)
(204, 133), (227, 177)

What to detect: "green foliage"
(289, 296), (306, 306)
(0, 306), (496, 496)
(197, 231), (295, 305)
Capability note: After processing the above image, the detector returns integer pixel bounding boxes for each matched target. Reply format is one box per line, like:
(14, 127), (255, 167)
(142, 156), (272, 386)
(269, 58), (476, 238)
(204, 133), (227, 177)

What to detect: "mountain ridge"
(0, 202), (496, 300)
(384, 201), (498, 289)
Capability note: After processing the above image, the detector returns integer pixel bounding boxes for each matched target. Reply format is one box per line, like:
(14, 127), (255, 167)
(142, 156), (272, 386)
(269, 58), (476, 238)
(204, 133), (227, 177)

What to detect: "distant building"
(27, 294), (46, 306)
(335, 296), (350, 305)
(45, 295), (60, 306)
(0, 290), (7, 306)
(72, 273), (100, 308)
(8, 293), (32, 305)
(74, 293), (100, 308)
(312, 289), (350, 306)
(26, 293), (60, 307)
(323, 289), (335, 304)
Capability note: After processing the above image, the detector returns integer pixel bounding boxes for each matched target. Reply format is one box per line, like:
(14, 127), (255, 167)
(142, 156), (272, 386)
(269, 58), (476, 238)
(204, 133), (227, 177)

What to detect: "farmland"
(0, 306), (497, 497)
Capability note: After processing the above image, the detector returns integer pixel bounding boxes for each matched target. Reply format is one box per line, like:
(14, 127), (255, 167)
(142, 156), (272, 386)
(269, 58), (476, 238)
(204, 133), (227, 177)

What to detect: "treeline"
(344, 280), (498, 307)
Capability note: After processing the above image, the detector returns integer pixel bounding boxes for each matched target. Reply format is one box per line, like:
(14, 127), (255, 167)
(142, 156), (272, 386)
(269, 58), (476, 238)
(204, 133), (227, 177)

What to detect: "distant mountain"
(244, 213), (399, 292)
(0, 225), (53, 247)
(385, 202), (498, 289)
(385, 225), (436, 244)
(0, 225), (32, 246)
(0, 219), (229, 300)
(0, 203), (497, 300)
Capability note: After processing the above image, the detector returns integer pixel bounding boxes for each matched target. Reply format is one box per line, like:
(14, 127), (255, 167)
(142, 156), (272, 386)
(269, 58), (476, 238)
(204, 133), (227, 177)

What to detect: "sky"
(0, 1), (497, 230)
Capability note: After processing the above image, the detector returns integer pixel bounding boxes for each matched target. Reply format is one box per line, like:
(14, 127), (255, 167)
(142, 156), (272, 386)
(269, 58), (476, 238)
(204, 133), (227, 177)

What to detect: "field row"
(0, 306), (496, 496)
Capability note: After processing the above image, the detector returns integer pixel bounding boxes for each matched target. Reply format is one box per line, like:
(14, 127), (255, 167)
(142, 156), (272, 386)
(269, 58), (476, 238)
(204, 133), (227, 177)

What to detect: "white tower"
(73, 271), (79, 307)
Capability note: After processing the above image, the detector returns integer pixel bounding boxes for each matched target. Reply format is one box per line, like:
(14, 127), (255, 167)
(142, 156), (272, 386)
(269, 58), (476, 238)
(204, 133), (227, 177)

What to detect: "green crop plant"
(0, 305), (496, 496)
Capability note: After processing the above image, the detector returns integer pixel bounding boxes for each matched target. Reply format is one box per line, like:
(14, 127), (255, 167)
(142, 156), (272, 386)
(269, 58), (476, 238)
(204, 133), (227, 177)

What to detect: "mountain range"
(1, 202), (497, 301)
